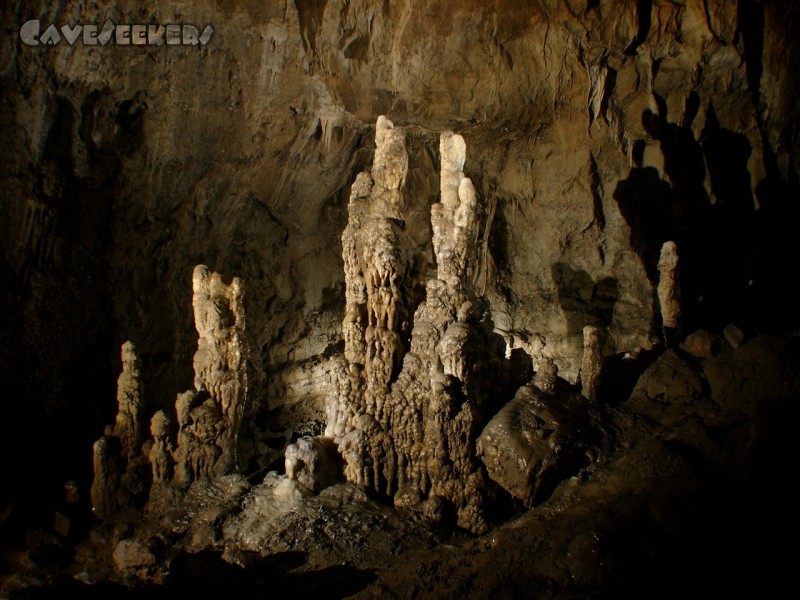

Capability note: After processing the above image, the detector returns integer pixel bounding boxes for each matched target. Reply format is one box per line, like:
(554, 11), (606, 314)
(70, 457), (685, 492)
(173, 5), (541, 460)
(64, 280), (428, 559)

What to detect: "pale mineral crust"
(164, 265), (250, 488)
(90, 342), (148, 519)
(657, 241), (681, 344)
(580, 325), (602, 402)
(327, 118), (507, 533)
(113, 341), (145, 460)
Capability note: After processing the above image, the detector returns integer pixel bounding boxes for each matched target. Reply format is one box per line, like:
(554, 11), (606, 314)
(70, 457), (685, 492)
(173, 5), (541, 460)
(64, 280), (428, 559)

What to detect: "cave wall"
(0, 0), (798, 500)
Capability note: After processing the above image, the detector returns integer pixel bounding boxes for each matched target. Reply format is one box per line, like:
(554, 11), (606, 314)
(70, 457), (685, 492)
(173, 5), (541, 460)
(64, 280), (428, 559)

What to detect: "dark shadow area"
(626, 396), (798, 599)
(623, 0), (652, 55)
(611, 153), (673, 285)
(695, 104), (758, 330)
(487, 198), (513, 303)
(508, 346), (534, 389)
(614, 89), (800, 335)
(598, 346), (662, 406)
(750, 159), (800, 333)
(552, 263), (619, 339)
(5, 549), (377, 599)
(736, 0), (765, 108)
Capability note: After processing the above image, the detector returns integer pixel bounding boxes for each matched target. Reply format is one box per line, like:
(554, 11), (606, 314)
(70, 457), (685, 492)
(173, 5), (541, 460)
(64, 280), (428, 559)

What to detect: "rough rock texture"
(89, 436), (124, 520)
(112, 341), (145, 460)
(148, 411), (174, 487)
(533, 356), (559, 395)
(625, 348), (716, 425)
(90, 342), (149, 519)
(327, 121), (508, 532)
(2, 1), (799, 511)
(723, 323), (746, 349)
(681, 329), (723, 359)
(172, 265), (250, 487)
(284, 435), (341, 494)
(476, 382), (607, 507)
(579, 325), (602, 401)
(3, 337), (800, 598)
(657, 241), (681, 343)
(1, 0), (800, 596)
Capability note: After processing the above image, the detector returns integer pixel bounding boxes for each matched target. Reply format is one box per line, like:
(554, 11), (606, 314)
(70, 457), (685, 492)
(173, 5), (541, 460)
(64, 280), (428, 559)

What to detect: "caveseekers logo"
(20, 19), (214, 47)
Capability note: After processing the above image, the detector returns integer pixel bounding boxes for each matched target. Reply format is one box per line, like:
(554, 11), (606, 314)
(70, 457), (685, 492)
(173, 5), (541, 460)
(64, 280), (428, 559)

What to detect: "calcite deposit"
(189, 265), (249, 475)
(3, 0), (800, 597)
(90, 342), (148, 519)
(327, 118), (507, 532)
(657, 241), (682, 345)
(168, 266), (251, 489)
(113, 342), (145, 460)
(580, 325), (603, 402)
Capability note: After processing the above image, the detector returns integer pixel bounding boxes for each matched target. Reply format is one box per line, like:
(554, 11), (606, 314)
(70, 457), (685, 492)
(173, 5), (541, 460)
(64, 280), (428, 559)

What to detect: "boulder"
(477, 384), (606, 507)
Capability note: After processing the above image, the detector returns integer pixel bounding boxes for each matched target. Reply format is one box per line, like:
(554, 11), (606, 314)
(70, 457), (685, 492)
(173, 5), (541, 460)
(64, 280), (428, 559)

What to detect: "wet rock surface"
(477, 383), (609, 507)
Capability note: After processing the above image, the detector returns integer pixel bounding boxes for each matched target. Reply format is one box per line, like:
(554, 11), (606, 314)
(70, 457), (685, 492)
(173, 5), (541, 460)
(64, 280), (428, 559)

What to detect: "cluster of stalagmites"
(324, 117), (512, 532)
(91, 265), (249, 517)
(91, 116), (683, 537)
(321, 117), (654, 532)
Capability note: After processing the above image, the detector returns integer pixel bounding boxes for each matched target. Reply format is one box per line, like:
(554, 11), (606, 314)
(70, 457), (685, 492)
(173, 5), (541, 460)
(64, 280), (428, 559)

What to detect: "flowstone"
(327, 118), (508, 533)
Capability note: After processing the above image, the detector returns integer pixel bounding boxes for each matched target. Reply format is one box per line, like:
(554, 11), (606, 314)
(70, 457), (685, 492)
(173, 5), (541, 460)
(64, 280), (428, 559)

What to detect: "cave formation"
(1, 1), (799, 597)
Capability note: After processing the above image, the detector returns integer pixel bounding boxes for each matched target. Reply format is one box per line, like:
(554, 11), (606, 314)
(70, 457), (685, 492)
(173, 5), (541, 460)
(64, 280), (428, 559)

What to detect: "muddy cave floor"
(1, 334), (798, 599)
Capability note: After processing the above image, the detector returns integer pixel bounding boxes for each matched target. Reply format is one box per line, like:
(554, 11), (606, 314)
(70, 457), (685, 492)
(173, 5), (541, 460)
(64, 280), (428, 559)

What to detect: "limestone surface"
(657, 241), (681, 343)
(160, 266), (251, 490)
(476, 383), (606, 507)
(90, 342), (149, 519)
(327, 119), (508, 532)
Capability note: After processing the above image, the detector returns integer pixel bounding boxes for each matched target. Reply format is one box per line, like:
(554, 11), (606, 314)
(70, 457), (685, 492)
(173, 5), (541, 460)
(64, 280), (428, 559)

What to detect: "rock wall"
(1, 0), (798, 506)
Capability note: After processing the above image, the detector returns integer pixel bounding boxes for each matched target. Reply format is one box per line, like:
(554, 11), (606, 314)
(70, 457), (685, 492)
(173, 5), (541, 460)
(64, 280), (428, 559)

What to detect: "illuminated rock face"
(174, 265), (249, 486)
(328, 118), (507, 533)
(580, 325), (602, 402)
(657, 241), (681, 343)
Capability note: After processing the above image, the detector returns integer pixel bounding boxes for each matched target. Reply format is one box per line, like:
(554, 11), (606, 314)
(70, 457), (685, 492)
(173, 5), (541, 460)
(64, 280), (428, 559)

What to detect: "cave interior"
(1, 0), (799, 597)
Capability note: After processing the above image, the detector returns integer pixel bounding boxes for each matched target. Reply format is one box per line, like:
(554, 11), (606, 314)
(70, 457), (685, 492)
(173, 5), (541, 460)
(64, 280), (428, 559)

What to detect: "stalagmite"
(657, 241), (681, 346)
(534, 356), (558, 395)
(327, 118), (507, 533)
(90, 342), (148, 519)
(331, 115), (415, 487)
(172, 266), (249, 487)
(285, 436), (340, 494)
(149, 411), (174, 486)
(580, 325), (602, 402)
(113, 341), (145, 460)
(90, 436), (123, 520)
